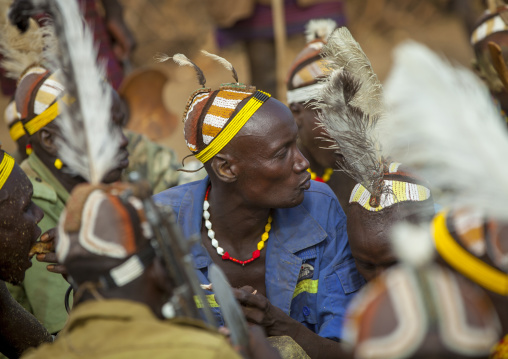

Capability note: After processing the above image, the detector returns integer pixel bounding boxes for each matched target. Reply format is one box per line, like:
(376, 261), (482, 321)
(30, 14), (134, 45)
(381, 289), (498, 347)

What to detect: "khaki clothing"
(7, 154), (70, 334)
(123, 131), (205, 194)
(21, 300), (241, 359)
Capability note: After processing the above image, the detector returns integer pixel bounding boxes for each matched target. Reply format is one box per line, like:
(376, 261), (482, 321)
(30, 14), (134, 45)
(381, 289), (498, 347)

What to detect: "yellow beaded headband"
(195, 90), (271, 163)
(23, 101), (59, 136)
(349, 179), (431, 212)
(0, 153), (15, 191)
(9, 121), (26, 141)
(432, 211), (508, 296)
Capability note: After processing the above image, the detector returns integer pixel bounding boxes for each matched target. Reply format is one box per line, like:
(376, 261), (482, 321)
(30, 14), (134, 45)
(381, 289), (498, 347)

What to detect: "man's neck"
(36, 152), (84, 193)
(206, 181), (271, 252)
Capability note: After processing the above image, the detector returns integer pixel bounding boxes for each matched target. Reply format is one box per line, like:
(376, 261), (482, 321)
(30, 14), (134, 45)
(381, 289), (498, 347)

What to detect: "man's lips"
(299, 172), (311, 189)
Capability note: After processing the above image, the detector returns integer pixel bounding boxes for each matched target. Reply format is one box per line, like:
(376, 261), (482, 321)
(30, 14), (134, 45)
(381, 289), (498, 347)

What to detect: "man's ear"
(289, 102), (304, 128)
(37, 127), (59, 156)
(210, 153), (237, 183)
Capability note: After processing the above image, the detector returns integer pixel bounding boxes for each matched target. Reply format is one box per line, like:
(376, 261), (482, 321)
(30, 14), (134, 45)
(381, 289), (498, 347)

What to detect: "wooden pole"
(271, 0), (287, 102)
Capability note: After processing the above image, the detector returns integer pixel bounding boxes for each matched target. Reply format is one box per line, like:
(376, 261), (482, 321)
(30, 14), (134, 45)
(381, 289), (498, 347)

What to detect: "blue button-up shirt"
(153, 177), (365, 340)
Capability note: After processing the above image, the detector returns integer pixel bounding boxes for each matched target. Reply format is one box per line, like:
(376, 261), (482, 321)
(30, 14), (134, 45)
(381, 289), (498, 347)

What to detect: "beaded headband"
(286, 19), (336, 104)
(349, 163), (432, 211)
(0, 153), (15, 191)
(157, 51), (271, 163)
(432, 210), (508, 296)
(195, 90), (271, 163)
(9, 121), (26, 141)
(15, 66), (65, 136)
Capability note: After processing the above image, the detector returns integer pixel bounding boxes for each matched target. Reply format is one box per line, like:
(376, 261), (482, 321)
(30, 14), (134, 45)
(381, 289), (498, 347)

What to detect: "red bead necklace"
(203, 185), (272, 266)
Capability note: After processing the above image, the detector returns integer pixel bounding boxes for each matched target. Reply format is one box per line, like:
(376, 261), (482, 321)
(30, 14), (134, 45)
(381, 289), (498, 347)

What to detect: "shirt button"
(35, 177), (42, 182)
(303, 306), (310, 316)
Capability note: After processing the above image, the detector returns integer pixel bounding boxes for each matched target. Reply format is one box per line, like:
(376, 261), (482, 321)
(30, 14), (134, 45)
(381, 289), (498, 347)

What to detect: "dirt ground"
(0, 0), (483, 161)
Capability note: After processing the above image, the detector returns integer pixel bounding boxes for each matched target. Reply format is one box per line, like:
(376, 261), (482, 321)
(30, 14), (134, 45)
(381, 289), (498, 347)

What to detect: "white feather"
(391, 223), (435, 267)
(304, 19), (337, 43)
(172, 53), (194, 68)
(42, 0), (119, 184)
(201, 50), (232, 71)
(383, 41), (508, 220)
(153, 52), (171, 63)
(322, 27), (385, 119)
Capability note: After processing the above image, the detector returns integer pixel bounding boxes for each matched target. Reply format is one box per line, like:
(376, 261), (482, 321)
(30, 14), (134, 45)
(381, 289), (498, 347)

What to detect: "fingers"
(233, 287), (268, 310)
(40, 227), (57, 242)
(36, 252), (57, 264)
(46, 264), (67, 276)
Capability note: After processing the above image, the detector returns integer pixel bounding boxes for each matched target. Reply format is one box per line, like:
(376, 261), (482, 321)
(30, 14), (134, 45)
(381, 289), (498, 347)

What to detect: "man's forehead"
(237, 100), (296, 138)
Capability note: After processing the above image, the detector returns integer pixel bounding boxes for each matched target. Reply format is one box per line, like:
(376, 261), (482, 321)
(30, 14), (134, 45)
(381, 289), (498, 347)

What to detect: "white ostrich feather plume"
(41, 0), (119, 184)
(315, 69), (384, 194)
(383, 41), (508, 220)
(391, 223), (435, 267)
(304, 19), (337, 43)
(321, 27), (385, 118)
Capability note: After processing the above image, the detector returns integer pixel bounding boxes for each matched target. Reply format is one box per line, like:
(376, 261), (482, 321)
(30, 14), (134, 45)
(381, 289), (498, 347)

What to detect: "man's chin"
(4, 273), (25, 286)
(102, 168), (123, 184)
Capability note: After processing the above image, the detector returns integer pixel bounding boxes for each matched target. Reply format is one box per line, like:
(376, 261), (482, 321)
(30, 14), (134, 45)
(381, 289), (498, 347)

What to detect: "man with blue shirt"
(154, 56), (364, 358)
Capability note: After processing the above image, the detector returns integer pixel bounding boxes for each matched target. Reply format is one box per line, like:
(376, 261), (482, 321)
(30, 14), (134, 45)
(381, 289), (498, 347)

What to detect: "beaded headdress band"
(349, 162), (432, 211)
(4, 101), (26, 142)
(432, 210), (508, 296)
(157, 51), (271, 163)
(15, 66), (66, 136)
(0, 151), (15, 191)
(286, 19), (337, 104)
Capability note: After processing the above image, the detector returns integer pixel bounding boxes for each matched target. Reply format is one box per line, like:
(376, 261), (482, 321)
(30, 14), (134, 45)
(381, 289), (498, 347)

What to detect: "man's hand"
(233, 286), (292, 337)
(35, 228), (67, 277)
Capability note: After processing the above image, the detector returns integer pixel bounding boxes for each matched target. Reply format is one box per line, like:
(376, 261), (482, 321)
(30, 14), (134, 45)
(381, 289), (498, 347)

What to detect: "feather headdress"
(321, 27), (385, 119)
(316, 27), (385, 197)
(316, 68), (384, 196)
(201, 50), (238, 83)
(0, 0), (58, 80)
(155, 52), (206, 87)
(383, 41), (508, 220)
(41, 0), (120, 183)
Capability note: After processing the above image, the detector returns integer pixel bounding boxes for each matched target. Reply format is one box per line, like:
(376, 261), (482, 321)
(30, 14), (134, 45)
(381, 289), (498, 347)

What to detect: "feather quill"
(201, 50), (238, 83)
(0, 0), (58, 79)
(383, 41), (508, 220)
(155, 52), (206, 87)
(38, 0), (119, 184)
(304, 19), (337, 43)
(321, 27), (385, 118)
(315, 69), (384, 195)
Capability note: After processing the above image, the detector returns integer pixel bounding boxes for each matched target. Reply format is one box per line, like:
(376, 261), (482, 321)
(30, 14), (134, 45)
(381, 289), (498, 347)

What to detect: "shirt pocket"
(326, 257), (365, 295)
(290, 256), (319, 327)
(290, 283), (319, 327)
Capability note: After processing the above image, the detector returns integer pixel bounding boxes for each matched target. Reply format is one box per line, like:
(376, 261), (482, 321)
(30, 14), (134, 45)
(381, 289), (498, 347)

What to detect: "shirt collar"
(180, 178), (327, 269)
(28, 153), (70, 203)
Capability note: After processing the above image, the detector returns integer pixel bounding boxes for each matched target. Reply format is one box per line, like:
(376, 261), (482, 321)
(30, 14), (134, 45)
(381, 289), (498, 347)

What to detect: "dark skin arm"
(0, 281), (52, 358)
(233, 286), (348, 359)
